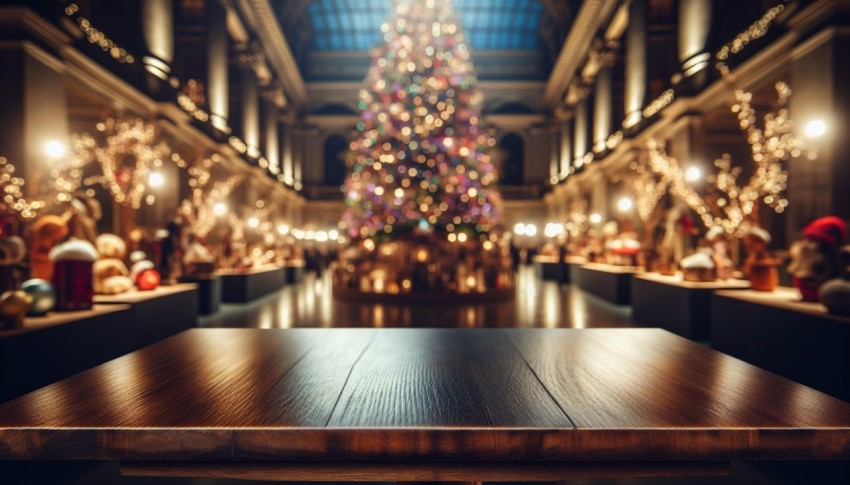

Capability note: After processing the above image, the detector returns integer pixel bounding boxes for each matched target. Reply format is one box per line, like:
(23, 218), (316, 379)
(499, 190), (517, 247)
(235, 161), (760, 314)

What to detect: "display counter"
(574, 263), (642, 305)
(632, 273), (749, 341)
(0, 304), (133, 403)
(180, 276), (221, 315)
(532, 255), (565, 282)
(94, 284), (199, 348)
(217, 265), (285, 303)
(283, 261), (306, 284)
(712, 287), (850, 402)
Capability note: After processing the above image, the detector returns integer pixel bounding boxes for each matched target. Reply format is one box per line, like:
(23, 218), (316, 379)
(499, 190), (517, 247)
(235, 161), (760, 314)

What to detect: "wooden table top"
(1, 328), (849, 475)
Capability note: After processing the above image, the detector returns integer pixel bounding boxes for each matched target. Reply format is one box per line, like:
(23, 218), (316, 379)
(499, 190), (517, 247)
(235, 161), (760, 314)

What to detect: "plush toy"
(787, 216), (848, 302)
(743, 227), (778, 292)
(93, 234), (133, 295)
(65, 195), (101, 245)
(29, 215), (69, 281)
(819, 247), (850, 315)
(49, 239), (98, 310)
(0, 235), (27, 294)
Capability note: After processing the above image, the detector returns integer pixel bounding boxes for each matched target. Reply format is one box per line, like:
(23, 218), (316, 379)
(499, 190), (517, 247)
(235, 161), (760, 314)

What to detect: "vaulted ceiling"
(273, 0), (580, 83)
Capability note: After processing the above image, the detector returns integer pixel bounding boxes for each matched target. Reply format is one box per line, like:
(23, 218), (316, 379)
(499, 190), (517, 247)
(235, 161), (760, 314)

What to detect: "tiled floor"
(3, 267), (847, 484)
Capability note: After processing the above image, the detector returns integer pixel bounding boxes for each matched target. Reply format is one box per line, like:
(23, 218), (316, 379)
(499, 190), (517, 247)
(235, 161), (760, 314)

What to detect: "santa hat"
(747, 226), (771, 244)
(803, 216), (848, 247)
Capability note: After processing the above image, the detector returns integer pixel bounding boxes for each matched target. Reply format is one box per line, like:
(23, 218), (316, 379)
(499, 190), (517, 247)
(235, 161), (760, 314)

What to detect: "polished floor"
(4, 266), (846, 485)
(199, 266), (633, 329)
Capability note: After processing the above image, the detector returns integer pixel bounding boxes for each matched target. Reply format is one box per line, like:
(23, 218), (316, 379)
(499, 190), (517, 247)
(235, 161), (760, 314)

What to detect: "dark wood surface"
(1, 328), (850, 478)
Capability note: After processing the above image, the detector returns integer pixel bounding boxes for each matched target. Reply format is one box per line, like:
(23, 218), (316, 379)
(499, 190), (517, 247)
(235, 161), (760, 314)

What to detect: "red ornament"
(136, 269), (161, 291)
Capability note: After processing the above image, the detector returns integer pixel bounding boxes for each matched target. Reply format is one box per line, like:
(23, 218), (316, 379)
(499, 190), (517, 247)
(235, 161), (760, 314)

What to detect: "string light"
(0, 157), (45, 220)
(630, 160), (669, 223)
(177, 155), (243, 239)
(63, 3), (135, 64)
(72, 116), (169, 209)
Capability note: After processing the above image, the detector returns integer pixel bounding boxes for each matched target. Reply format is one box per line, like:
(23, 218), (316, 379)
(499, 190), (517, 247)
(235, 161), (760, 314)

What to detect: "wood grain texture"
(327, 329), (570, 427)
(507, 328), (850, 459)
(1, 328), (849, 465)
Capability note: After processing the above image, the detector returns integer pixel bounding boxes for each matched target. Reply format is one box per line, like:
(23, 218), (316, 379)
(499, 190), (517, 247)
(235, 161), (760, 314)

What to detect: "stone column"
(678, 0), (712, 87)
(281, 122), (294, 185)
(0, 43), (68, 190)
(241, 68), (260, 158)
(206, 0), (229, 132)
(573, 97), (590, 167)
(141, 0), (174, 96)
(264, 102), (280, 175)
(560, 120), (572, 178)
(593, 67), (613, 153)
(788, 30), (850, 242)
(624, 0), (647, 130)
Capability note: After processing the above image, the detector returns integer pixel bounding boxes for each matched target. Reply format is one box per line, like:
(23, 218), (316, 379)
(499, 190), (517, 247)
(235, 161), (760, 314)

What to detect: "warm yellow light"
(45, 140), (66, 158)
(589, 213), (603, 224)
(213, 202), (227, 216)
(148, 172), (164, 188)
(617, 197), (634, 212)
(277, 224), (289, 235)
(247, 217), (260, 228)
(525, 224), (537, 237)
(804, 119), (827, 139)
(685, 166), (702, 182)
(513, 222), (526, 236)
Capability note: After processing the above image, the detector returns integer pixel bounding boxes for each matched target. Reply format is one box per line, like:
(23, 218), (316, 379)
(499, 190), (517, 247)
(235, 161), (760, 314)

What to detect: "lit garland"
(72, 116), (169, 209)
(716, 4), (784, 63)
(177, 154), (243, 239)
(630, 159), (669, 224)
(341, 0), (503, 240)
(0, 157), (45, 219)
(63, 3), (135, 64)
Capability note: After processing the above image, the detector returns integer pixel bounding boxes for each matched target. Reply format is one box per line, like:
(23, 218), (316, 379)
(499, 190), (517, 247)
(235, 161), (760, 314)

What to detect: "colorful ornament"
(21, 278), (56, 316)
(0, 290), (32, 328)
(136, 269), (161, 291)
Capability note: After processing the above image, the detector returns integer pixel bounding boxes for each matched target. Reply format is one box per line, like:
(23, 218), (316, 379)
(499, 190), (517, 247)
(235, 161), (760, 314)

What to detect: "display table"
(180, 276), (221, 315)
(563, 257), (586, 285)
(283, 261), (306, 284)
(2, 328), (849, 482)
(218, 265), (285, 303)
(94, 284), (199, 349)
(533, 255), (565, 282)
(0, 304), (132, 403)
(712, 287), (850, 402)
(632, 273), (749, 341)
(573, 263), (641, 305)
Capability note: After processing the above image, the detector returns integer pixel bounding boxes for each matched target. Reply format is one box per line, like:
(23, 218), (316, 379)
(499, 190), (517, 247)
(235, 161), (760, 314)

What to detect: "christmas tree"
(336, 0), (512, 298)
(342, 0), (503, 240)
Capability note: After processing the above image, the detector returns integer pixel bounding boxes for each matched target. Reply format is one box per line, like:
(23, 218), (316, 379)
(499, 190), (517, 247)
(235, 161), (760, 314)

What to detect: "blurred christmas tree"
(336, 0), (512, 298)
(342, 0), (503, 240)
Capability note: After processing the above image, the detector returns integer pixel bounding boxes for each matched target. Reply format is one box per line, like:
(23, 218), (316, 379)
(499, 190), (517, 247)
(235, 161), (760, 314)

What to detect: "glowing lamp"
(44, 140), (66, 158)
(617, 197), (634, 212)
(148, 172), (164, 188)
(804, 119), (827, 139)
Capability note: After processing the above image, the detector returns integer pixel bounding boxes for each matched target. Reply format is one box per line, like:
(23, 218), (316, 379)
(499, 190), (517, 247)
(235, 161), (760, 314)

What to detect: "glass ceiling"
(307, 0), (545, 51)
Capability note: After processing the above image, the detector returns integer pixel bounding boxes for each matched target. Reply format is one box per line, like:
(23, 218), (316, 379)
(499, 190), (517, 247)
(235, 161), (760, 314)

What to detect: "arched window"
(499, 133), (525, 185)
(323, 134), (348, 186)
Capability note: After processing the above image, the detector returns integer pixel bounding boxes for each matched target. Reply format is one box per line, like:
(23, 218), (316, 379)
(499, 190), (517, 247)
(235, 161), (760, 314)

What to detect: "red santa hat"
(803, 216), (848, 247)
